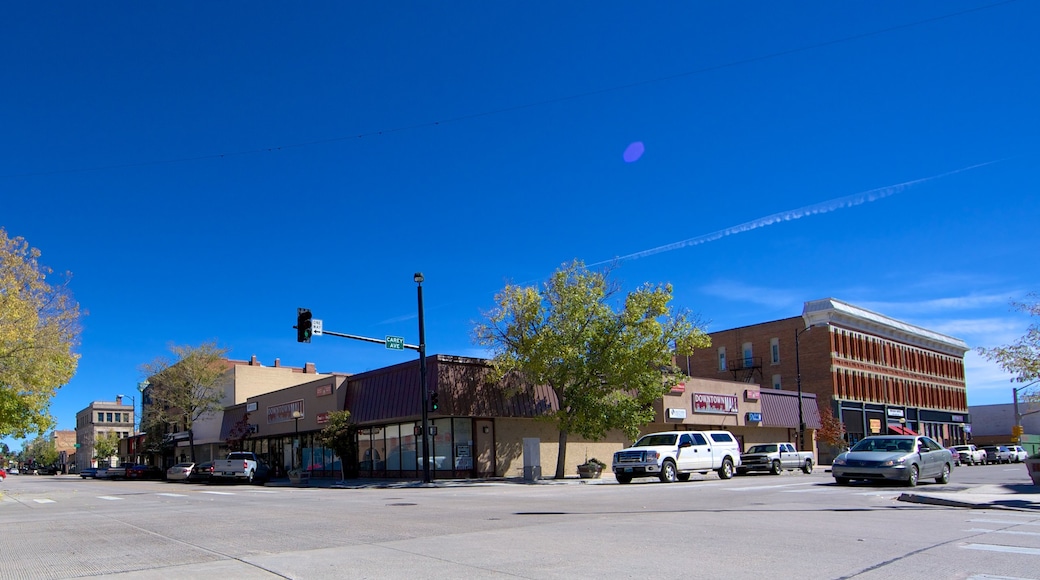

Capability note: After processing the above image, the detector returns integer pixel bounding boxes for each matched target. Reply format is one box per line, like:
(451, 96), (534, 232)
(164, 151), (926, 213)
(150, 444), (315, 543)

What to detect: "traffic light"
(1013, 424), (1024, 441)
(430, 392), (439, 412)
(296, 308), (312, 343)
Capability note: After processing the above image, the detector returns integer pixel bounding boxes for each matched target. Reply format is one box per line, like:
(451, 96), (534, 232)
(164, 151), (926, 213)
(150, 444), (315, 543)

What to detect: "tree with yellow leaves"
(0, 228), (82, 438)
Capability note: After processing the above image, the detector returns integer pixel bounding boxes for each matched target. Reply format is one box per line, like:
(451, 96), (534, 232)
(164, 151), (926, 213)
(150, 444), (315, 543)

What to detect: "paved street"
(2, 464), (1040, 579)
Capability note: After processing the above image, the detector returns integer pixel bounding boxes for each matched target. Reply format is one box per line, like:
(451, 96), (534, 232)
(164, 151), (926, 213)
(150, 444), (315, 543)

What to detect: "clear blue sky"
(4, 2), (1039, 451)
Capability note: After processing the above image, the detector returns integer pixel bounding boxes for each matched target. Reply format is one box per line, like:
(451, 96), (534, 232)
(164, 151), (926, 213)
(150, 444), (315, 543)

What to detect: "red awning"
(888, 424), (918, 436)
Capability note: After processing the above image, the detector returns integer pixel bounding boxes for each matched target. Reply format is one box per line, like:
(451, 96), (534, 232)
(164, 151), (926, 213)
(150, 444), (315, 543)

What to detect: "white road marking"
(240, 490), (278, 494)
(968, 528), (1040, 537)
(32, 499), (55, 504)
(962, 543), (1040, 556)
(969, 519), (1040, 527)
(156, 493), (187, 497)
(200, 491), (235, 495)
(726, 482), (816, 491)
(97, 496), (124, 501)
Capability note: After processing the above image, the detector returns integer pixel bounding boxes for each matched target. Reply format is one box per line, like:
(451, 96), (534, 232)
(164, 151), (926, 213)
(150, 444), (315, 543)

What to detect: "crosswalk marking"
(98, 496), (124, 501)
(969, 518), (1040, 527)
(156, 493), (187, 497)
(32, 499), (55, 504)
(200, 491), (235, 495)
(962, 543), (1040, 556)
(967, 528), (1040, 537)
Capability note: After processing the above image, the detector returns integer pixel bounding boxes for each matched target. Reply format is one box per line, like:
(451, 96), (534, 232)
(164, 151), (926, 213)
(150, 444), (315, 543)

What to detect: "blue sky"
(4, 2), (1039, 451)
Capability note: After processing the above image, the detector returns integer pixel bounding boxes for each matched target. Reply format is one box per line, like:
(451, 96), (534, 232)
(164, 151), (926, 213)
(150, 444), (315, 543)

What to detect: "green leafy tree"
(0, 228), (83, 438)
(474, 260), (710, 478)
(93, 432), (119, 466)
(140, 341), (230, 463)
(24, 435), (58, 467)
(978, 294), (1040, 402)
(318, 410), (358, 481)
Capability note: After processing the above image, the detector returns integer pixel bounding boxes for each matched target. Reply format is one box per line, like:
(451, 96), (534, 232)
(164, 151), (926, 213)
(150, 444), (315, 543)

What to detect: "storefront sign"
(316, 412), (329, 424)
(670, 382), (686, 393)
(316, 384), (333, 397)
(869, 418), (882, 433)
(744, 389), (760, 400)
(246, 402), (258, 412)
(267, 400), (304, 424)
(667, 408), (687, 420)
(887, 408), (904, 417)
(746, 412), (762, 422)
(693, 393), (739, 414)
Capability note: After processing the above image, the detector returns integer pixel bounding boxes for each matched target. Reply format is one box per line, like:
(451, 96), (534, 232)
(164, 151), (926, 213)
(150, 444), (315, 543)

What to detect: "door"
(779, 443), (799, 469)
(687, 433), (714, 470)
(675, 433), (697, 472)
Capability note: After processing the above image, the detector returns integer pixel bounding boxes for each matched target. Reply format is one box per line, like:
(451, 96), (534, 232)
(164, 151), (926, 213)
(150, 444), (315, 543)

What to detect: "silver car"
(832, 435), (953, 487)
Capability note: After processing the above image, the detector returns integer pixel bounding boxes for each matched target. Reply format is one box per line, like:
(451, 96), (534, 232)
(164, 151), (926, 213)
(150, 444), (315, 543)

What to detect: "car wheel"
(936, 463), (951, 484)
(616, 474), (632, 484)
(802, 459), (813, 474)
(835, 477), (850, 485)
(246, 470), (254, 484)
(906, 464), (919, 487)
(770, 460), (782, 475)
(717, 458), (735, 480)
(659, 460), (678, 483)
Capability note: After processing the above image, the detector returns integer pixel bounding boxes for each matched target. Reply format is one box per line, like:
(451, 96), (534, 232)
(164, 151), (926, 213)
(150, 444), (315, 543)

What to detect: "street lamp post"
(794, 326), (813, 451)
(117, 393), (135, 462)
(1013, 380), (1040, 443)
(292, 410), (303, 471)
(415, 272), (431, 484)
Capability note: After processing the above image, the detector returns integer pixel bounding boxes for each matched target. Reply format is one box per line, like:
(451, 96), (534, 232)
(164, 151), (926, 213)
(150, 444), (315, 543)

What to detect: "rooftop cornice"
(802, 298), (969, 357)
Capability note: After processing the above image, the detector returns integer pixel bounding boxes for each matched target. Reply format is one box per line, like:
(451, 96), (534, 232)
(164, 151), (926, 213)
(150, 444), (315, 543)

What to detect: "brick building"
(679, 298), (970, 460)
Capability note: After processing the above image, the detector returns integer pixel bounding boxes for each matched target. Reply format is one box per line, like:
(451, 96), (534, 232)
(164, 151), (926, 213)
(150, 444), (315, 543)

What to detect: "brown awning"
(759, 389), (821, 429)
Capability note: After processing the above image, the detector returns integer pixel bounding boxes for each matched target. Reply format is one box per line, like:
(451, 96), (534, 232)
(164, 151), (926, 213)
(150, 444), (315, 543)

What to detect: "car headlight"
(646, 451), (659, 462)
(833, 456), (847, 466)
(880, 458), (907, 467)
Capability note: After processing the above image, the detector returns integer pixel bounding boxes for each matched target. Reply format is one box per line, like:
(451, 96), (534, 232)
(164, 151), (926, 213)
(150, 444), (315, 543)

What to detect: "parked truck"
(211, 452), (270, 484)
(612, 430), (741, 484)
(951, 444), (986, 466)
(737, 442), (814, 475)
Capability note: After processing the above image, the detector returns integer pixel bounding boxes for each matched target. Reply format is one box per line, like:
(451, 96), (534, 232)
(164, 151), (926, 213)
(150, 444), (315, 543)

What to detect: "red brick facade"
(679, 299), (970, 448)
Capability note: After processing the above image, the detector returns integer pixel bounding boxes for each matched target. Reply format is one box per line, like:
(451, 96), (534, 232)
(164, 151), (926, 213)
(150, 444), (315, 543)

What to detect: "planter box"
(1026, 458), (1040, 485)
(577, 465), (603, 479)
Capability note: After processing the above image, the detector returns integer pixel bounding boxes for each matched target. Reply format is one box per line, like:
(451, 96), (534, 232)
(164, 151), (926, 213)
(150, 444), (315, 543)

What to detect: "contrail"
(589, 160), (999, 267)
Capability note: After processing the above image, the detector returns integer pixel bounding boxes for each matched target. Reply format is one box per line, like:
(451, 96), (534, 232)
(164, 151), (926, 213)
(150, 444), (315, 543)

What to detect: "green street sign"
(74, 444), (81, 448)
(385, 336), (405, 350)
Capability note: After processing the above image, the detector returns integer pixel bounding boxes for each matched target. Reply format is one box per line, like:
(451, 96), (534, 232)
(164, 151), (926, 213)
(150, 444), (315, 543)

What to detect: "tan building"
(75, 399), (134, 471)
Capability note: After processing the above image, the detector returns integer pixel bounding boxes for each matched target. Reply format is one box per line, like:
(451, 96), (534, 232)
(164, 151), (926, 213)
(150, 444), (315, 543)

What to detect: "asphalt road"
(1, 463), (1038, 579)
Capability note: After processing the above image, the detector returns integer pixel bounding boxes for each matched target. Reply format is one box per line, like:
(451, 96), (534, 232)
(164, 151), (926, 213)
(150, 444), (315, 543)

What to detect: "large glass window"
(433, 418), (452, 470)
(453, 419), (473, 470)
(385, 424), (402, 470)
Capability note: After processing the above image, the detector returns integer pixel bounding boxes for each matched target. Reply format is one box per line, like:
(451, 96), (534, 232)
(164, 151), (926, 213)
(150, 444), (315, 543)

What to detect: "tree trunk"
(188, 429), (196, 464)
(555, 430), (568, 479)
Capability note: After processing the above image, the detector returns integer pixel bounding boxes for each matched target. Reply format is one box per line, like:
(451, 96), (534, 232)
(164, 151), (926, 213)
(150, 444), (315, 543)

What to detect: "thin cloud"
(700, 280), (801, 310)
(859, 293), (1018, 316)
(589, 160), (1000, 267)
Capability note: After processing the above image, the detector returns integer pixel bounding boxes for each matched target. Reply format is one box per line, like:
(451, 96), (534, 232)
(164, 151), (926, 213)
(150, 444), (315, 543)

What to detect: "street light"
(292, 410), (303, 471)
(415, 272), (431, 484)
(1013, 380), (1040, 443)
(794, 326), (813, 451)
(117, 394), (135, 434)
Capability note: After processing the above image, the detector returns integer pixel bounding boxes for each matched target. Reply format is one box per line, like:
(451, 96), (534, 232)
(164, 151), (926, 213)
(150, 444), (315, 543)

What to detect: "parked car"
(612, 430), (741, 483)
(1010, 446), (1029, 463)
(946, 448), (962, 467)
(79, 467), (98, 479)
(832, 435), (954, 487)
(188, 462), (215, 483)
(951, 444), (986, 465)
(126, 464), (164, 480)
(737, 442), (814, 475)
(212, 452), (270, 484)
(166, 462), (195, 482)
(980, 445), (1014, 464)
(8, 468), (18, 476)
(96, 465), (128, 479)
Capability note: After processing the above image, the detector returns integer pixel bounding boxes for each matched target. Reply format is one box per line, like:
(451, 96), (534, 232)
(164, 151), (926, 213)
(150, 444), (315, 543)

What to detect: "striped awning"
(759, 390), (822, 429)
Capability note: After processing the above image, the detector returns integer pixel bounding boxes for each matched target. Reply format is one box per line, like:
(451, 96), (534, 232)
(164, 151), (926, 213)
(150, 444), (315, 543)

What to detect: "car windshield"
(851, 438), (913, 452)
(633, 434), (677, 447)
(747, 444), (778, 454)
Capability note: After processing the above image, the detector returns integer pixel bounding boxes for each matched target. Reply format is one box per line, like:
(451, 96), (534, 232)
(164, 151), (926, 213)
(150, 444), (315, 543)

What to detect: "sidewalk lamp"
(292, 410), (303, 470)
(415, 272), (431, 484)
(1013, 380), (1040, 443)
(794, 325), (814, 451)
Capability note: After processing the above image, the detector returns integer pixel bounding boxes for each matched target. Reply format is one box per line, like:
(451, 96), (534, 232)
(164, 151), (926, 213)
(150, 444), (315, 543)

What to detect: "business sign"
(744, 389), (760, 400)
(670, 382), (686, 394)
(316, 412), (329, 424)
(667, 408), (687, 420)
(267, 400), (304, 424)
(246, 402), (258, 412)
(693, 393), (739, 414)
(316, 384), (333, 397)
(746, 412), (762, 423)
(887, 408), (905, 417)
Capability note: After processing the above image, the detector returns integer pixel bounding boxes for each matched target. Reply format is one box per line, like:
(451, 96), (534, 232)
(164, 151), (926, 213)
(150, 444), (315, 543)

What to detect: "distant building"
(75, 399), (134, 470)
(967, 402), (1040, 454)
(51, 430), (76, 473)
(679, 298), (970, 460)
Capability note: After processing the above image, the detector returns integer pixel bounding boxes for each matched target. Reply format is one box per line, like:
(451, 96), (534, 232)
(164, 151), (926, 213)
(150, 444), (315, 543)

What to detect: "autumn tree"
(140, 342), (230, 464)
(0, 228), (82, 438)
(23, 435), (58, 467)
(93, 432), (119, 467)
(474, 260), (710, 479)
(978, 294), (1040, 403)
(816, 404), (847, 450)
(318, 410), (358, 481)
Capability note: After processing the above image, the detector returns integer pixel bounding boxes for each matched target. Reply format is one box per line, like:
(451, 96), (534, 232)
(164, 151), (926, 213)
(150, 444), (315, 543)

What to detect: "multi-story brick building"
(75, 398), (135, 471)
(679, 298), (970, 459)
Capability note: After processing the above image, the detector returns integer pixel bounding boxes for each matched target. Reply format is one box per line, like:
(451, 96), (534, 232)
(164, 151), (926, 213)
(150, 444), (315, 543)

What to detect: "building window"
(742, 342), (753, 366)
(718, 347), (727, 371)
(770, 338), (780, 364)
(124, 413), (130, 423)
(773, 374), (782, 390)
(98, 412), (104, 423)
(106, 412), (113, 423)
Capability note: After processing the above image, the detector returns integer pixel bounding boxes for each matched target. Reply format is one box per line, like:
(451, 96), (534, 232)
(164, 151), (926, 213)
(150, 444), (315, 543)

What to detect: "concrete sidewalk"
(898, 483), (1040, 511)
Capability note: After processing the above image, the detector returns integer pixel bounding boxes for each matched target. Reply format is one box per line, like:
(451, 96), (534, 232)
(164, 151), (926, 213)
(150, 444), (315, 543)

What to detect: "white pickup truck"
(737, 442), (814, 475)
(612, 430), (741, 484)
(211, 452), (270, 484)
